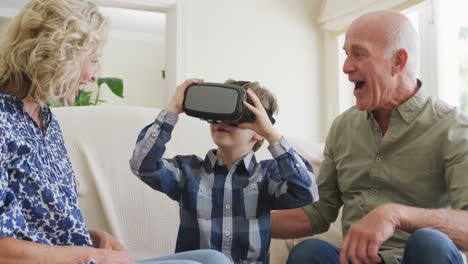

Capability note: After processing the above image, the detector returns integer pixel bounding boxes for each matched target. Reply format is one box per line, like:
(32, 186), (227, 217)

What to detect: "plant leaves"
(98, 77), (124, 98)
(46, 101), (65, 107)
(73, 90), (93, 106)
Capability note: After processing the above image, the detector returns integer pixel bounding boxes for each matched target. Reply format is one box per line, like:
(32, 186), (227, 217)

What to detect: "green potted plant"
(48, 77), (124, 107)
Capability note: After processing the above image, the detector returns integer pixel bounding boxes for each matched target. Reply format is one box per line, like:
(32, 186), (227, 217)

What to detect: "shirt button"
(372, 189), (379, 195)
(295, 163), (300, 167)
(225, 231), (230, 236)
(225, 204), (231, 210)
(375, 157), (382, 162)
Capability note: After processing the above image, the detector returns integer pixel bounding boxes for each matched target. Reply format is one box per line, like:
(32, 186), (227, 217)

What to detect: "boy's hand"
(166, 79), (203, 114)
(238, 89), (281, 144)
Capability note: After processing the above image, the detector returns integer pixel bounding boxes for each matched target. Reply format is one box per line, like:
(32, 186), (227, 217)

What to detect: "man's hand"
(89, 230), (125, 251)
(340, 204), (401, 264)
(238, 89), (281, 144)
(165, 79), (203, 114)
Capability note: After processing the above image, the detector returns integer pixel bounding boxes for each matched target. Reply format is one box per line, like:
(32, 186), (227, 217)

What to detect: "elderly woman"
(0, 0), (230, 263)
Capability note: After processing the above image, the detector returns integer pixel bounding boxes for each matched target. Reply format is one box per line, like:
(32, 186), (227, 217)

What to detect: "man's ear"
(392, 48), (408, 75)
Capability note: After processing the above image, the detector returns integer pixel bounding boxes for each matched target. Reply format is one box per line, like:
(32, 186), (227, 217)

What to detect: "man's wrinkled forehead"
(344, 22), (388, 51)
(343, 30), (371, 51)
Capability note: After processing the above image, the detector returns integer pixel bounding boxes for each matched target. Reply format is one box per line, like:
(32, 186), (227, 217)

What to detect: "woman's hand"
(165, 78), (203, 114)
(89, 247), (135, 264)
(89, 230), (135, 264)
(89, 230), (125, 251)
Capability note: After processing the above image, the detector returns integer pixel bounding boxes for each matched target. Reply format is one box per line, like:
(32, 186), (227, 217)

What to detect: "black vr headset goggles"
(183, 81), (276, 125)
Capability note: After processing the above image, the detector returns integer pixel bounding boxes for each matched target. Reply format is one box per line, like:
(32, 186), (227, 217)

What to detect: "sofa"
(52, 106), (466, 264)
(52, 105), (334, 263)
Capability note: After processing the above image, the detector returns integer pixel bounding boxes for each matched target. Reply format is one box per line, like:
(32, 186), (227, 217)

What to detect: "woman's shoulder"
(0, 95), (20, 132)
(0, 91), (22, 116)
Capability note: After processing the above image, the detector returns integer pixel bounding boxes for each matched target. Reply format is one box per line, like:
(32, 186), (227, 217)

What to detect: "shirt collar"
(367, 79), (427, 124)
(0, 89), (52, 129)
(203, 149), (257, 175)
(394, 79), (428, 124)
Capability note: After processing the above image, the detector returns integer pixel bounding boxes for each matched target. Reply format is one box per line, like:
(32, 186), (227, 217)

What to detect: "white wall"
(98, 37), (166, 108)
(178, 0), (324, 142)
(95, 7), (167, 108)
(0, 17), (8, 31)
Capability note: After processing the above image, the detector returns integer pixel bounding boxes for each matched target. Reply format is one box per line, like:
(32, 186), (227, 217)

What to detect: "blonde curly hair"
(0, 0), (108, 104)
(224, 79), (279, 151)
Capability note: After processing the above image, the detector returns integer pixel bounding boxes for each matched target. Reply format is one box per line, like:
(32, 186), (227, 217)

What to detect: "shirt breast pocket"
(243, 183), (259, 219)
(196, 185), (212, 220)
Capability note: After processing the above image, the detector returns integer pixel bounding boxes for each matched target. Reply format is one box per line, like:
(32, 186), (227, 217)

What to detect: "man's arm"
(0, 237), (133, 264)
(271, 208), (312, 239)
(398, 205), (468, 250)
(339, 203), (468, 264)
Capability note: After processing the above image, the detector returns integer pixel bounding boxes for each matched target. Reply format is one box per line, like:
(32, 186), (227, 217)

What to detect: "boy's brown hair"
(224, 79), (279, 151)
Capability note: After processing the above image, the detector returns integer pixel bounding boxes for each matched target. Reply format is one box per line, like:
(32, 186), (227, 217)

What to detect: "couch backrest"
(53, 106), (186, 260)
(52, 106), (324, 260)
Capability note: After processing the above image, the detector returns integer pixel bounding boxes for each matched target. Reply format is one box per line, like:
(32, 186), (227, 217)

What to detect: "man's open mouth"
(355, 81), (366, 90)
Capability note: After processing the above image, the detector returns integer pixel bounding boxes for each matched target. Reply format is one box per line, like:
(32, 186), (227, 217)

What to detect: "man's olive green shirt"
(304, 88), (468, 263)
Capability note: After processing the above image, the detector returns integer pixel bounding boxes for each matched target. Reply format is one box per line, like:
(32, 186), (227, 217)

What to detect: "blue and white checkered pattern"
(130, 110), (318, 264)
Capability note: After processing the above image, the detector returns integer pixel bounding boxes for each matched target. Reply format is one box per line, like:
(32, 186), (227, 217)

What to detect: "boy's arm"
(129, 110), (184, 200)
(236, 88), (318, 208)
(129, 79), (202, 201)
(266, 137), (319, 210)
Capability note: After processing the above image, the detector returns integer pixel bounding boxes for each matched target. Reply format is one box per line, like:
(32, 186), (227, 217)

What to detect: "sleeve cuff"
(302, 203), (326, 235)
(267, 136), (291, 159)
(379, 248), (404, 264)
(158, 110), (179, 126)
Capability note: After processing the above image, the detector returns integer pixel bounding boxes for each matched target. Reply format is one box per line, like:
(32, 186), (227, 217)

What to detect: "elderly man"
(272, 10), (468, 264)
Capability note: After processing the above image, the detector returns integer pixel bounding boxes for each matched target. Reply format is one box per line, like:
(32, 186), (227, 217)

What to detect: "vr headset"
(183, 81), (276, 125)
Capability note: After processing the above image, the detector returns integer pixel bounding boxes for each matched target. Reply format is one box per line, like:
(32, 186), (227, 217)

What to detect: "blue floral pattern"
(0, 90), (92, 247)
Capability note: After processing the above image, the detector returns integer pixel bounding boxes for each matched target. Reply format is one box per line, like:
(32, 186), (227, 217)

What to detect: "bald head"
(348, 10), (419, 78)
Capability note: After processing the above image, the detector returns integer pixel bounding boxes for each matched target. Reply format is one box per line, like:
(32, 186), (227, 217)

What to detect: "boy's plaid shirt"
(130, 110), (318, 263)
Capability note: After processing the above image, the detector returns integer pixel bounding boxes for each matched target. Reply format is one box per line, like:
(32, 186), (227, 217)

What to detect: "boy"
(130, 79), (318, 264)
